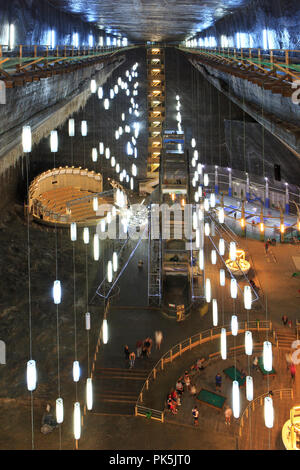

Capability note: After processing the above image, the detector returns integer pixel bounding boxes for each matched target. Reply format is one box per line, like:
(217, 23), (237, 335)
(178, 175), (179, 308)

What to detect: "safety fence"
(135, 320), (272, 421)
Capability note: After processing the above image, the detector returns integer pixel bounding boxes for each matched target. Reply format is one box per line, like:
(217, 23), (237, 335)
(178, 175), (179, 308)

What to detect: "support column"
(246, 173), (250, 201)
(214, 166), (219, 194)
(265, 177), (270, 208)
(285, 183), (290, 215)
(228, 168), (232, 197)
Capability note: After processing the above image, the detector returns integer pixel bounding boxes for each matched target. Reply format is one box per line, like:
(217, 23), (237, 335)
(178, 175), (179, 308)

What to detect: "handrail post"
(0, 45), (2, 58)
(19, 45), (23, 59)
(34, 45), (37, 58)
(285, 50), (289, 66)
(258, 48), (261, 63)
(161, 358), (164, 370)
(189, 337), (192, 350)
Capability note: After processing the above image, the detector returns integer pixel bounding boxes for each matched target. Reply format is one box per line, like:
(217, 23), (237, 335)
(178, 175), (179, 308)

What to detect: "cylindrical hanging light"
(212, 299), (218, 326)
(56, 398), (64, 423)
(263, 341), (272, 372)
(211, 249), (217, 265)
(73, 402), (81, 440)
(73, 361), (80, 382)
(191, 138), (196, 148)
(221, 328), (227, 360)
(50, 130), (58, 152)
(113, 252), (118, 272)
(232, 380), (240, 418)
(22, 125), (32, 153)
(81, 121), (87, 136)
(203, 173), (209, 187)
(53, 280), (61, 305)
(246, 376), (253, 401)
(102, 318), (108, 344)
(92, 147), (98, 162)
(220, 269), (225, 286)
(85, 312), (91, 331)
(218, 207), (225, 224)
(111, 156), (116, 167)
(93, 234), (99, 261)
(98, 86), (103, 99)
(86, 378), (93, 411)
(244, 285), (252, 310)
(68, 118), (75, 137)
(83, 227), (89, 244)
(26, 359), (37, 391)
(194, 150), (199, 160)
(204, 198), (210, 212)
(105, 147), (110, 159)
(264, 396), (274, 428)
(90, 79), (97, 93)
(107, 261), (113, 283)
(70, 222), (77, 242)
(204, 222), (210, 237)
(230, 278), (237, 299)
(210, 193), (216, 208)
(104, 98), (110, 110)
(99, 142), (104, 155)
(219, 238), (225, 256)
(245, 331), (253, 355)
(199, 249), (204, 270)
(93, 196), (98, 212)
(229, 242), (237, 261)
(205, 278), (211, 303)
(231, 315), (238, 336)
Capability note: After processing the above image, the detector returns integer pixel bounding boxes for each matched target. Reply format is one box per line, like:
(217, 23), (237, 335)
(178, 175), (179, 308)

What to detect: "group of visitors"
(124, 331), (163, 368)
(282, 314), (293, 329)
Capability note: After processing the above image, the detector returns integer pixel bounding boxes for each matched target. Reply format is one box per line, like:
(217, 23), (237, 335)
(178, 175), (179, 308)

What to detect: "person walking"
(215, 373), (222, 391)
(265, 241), (269, 254)
(129, 351), (136, 369)
(252, 356), (259, 371)
(136, 340), (143, 358)
(192, 406), (199, 426)
(184, 371), (191, 390)
(155, 330), (163, 350)
(190, 384), (197, 397)
(290, 363), (296, 382)
(176, 378), (184, 396)
(225, 406), (232, 425)
(124, 345), (130, 361)
(282, 315), (288, 326)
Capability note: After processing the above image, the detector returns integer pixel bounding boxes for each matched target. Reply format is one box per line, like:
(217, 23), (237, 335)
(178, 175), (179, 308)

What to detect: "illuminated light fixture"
(110, 89), (114, 99)
(92, 148), (98, 162)
(231, 315), (238, 336)
(220, 269), (225, 286)
(194, 193), (199, 203)
(244, 286), (252, 310)
(115, 130), (119, 140)
(176, 95), (180, 100)
(192, 179), (196, 188)
(230, 278), (238, 299)
(56, 398), (64, 424)
(232, 381), (240, 418)
(9, 24), (15, 50)
(117, 77), (122, 85)
(191, 138), (196, 148)
(53, 280), (61, 305)
(280, 223), (285, 234)
(104, 98), (110, 110)
(102, 319), (108, 344)
(111, 156), (116, 167)
(68, 118), (75, 137)
(116, 163), (120, 173)
(85, 312), (91, 330)
(81, 121), (87, 136)
(194, 171), (199, 181)
(83, 227), (89, 244)
(229, 242), (237, 261)
(259, 222), (264, 233)
(193, 211), (198, 230)
(221, 328), (227, 360)
(90, 79), (97, 93)
(219, 238), (225, 256)
(212, 299), (218, 326)
(194, 150), (199, 160)
(218, 207), (225, 224)
(99, 142), (104, 155)
(176, 112), (181, 123)
(205, 278), (211, 303)
(195, 228), (200, 248)
(119, 126), (123, 135)
(130, 177), (134, 190)
(86, 378), (93, 411)
(114, 85), (119, 94)
(70, 222), (77, 242)
(263, 341), (272, 372)
(204, 222), (210, 237)
(105, 148), (110, 159)
(107, 261), (113, 283)
(199, 249), (204, 270)
(100, 219), (106, 232)
(191, 158), (196, 168)
(26, 360), (37, 391)
(245, 331), (253, 355)
(210, 193), (216, 208)
(197, 163), (203, 175)
(132, 164), (137, 177)
(198, 186), (203, 198)
(129, 107), (132, 114)
(50, 130), (58, 152)
(93, 196), (98, 212)
(211, 249), (217, 265)
(93, 234), (99, 261)
(73, 361), (80, 382)
(98, 86), (103, 99)
(203, 174), (209, 187)
(246, 376), (253, 401)
(204, 198), (210, 212)
(113, 252), (118, 272)
(264, 396), (274, 429)
(125, 125), (130, 133)
(73, 402), (81, 440)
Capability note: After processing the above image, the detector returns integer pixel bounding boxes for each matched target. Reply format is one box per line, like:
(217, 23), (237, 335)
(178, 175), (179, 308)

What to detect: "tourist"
(286, 352), (293, 371)
(155, 330), (163, 350)
(215, 373), (222, 391)
(124, 345), (130, 361)
(129, 351), (136, 369)
(196, 358), (206, 371)
(288, 319), (293, 329)
(224, 406), (232, 425)
(176, 378), (184, 396)
(192, 406), (199, 426)
(282, 315), (288, 326)
(252, 356), (259, 371)
(265, 241), (269, 254)
(184, 371), (191, 390)
(141, 346), (148, 359)
(290, 363), (296, 382)
(190, 384), (197, 397)
(136, 340), (143, 358)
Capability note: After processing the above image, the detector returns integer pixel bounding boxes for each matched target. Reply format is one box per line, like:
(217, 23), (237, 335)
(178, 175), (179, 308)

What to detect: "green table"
(196, 388), (226, 411)
(258, 357), (276, 378)
(223, 366), (246, 386)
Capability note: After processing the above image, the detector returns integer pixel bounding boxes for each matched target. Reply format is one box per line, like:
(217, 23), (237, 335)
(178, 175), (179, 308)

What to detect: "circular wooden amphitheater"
(28, 166), (112, 226)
